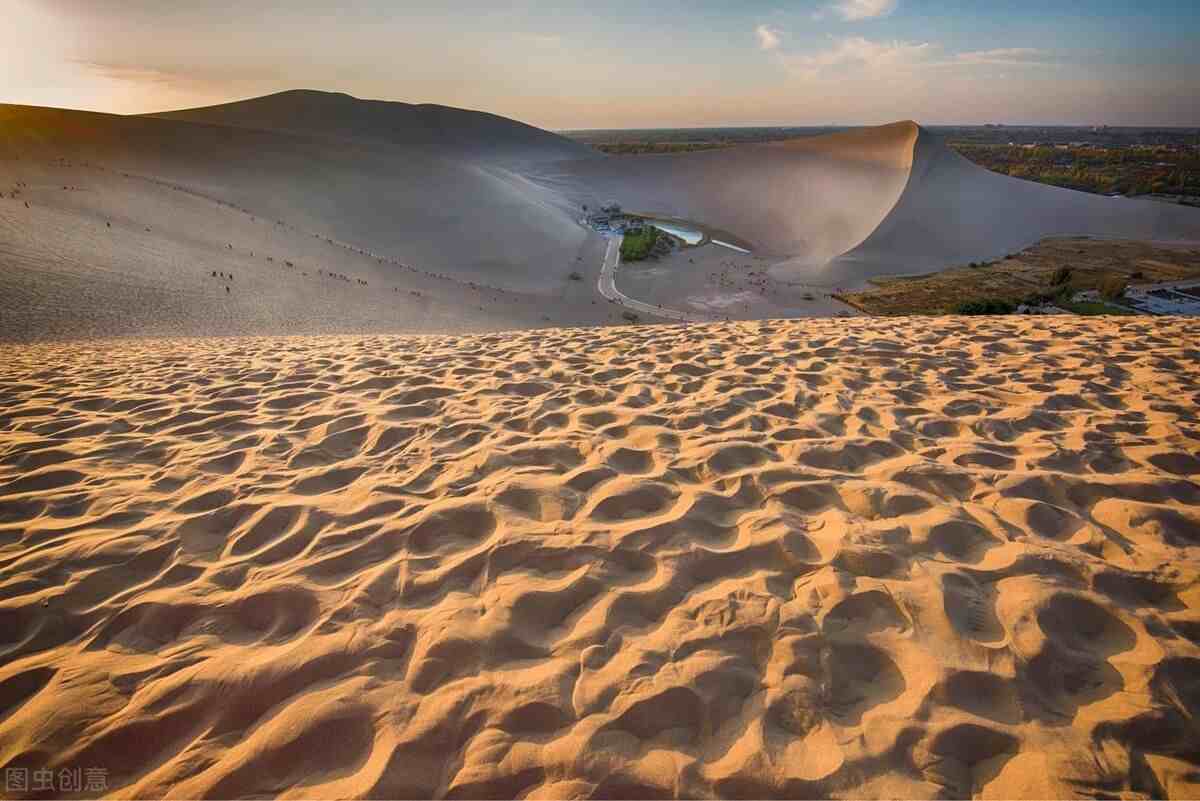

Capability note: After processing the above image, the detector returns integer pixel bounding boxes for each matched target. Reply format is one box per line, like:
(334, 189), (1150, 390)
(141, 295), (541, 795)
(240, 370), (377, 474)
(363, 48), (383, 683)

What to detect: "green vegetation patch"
(836, 238), (1200, 316)
(950, 143), (1200, 198)
(620, 226), (660, 261)
(1056, 299), (1137, 316)
(954, 298), (1017, 315)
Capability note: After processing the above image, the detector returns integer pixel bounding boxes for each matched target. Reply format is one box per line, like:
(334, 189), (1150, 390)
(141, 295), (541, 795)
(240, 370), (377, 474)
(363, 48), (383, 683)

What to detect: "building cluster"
(1121, 283), (1200, 316)
(586, 201), (644, 234)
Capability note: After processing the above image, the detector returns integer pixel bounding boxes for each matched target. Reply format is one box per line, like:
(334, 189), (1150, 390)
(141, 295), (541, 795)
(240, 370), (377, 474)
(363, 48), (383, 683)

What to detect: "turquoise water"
(650, 221), (703, 245)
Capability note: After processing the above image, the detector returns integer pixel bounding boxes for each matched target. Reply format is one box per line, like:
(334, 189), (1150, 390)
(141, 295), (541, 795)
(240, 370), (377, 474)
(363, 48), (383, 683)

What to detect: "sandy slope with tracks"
(2, 316), (1199, 799)
(0, 96), (599, 300)
(5, 96), (1199, 332)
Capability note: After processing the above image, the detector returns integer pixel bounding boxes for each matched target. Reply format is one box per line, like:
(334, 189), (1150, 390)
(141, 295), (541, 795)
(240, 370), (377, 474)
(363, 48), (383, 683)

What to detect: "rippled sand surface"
(2, 316), (1199, 799)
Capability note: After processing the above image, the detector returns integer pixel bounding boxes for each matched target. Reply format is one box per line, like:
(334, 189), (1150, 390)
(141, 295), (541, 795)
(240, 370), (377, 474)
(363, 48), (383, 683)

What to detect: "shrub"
(1022, 285), (1072, 307)
(568, 271), (583, 281)
(954, 298), (1017, 315)
(1099, 274), (1128, 300)
(1050, 266), (1073, 286)
(620, 227), (660, 261)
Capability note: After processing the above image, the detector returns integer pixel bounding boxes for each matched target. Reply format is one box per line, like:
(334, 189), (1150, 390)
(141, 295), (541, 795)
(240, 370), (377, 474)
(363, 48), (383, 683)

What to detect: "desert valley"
(4, 93), (1200, 338)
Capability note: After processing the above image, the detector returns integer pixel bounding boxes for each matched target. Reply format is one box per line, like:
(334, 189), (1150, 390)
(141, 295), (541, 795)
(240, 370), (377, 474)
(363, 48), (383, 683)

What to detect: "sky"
(3, 0), (1199, 129)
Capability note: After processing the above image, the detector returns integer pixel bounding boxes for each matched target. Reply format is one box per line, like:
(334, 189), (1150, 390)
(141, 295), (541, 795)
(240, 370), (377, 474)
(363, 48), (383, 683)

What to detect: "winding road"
(597, 235), (708, 323)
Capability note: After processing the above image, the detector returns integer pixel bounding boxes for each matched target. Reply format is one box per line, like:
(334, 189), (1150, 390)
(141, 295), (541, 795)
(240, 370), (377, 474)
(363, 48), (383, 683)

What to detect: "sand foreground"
(2, 317), (1199, 799)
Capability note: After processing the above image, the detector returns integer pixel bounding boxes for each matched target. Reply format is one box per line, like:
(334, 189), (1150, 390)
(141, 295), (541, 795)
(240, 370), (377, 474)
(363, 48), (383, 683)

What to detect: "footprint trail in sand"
(1, 316), (1199, 799)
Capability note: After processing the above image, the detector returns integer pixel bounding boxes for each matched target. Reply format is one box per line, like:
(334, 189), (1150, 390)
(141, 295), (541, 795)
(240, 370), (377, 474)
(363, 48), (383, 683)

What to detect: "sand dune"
(0, 101), (594, 297)
(0, 154), (615, 341)
(546, 122), (1200, 286)
(830, 126), (1200, 286)
(5, 92), (1200, 800)
(6, 95), (1198, 334)
(537, 122), (919, 267)
(0, 98), (628, 340)
(150, 90), (594, 163)
(2, 316), (1199, 799)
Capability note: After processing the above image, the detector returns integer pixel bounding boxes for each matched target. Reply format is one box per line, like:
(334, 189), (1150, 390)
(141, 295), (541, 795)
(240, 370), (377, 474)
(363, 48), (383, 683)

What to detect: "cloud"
(781, 36), (933, 78)
(79, 63), (184, 85)
(78, 60), (282, 85)
(950, 47), (1047, 66)
(755, 24), (781, 51)
(831, 0), (898, 21)
(521, 34), (565, 48)
(771, 38), (1049, 82)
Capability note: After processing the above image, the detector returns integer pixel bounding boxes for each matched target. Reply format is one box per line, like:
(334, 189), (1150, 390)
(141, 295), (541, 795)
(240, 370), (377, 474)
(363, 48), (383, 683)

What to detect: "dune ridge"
(831, 125), (1200, 285)
(2, 316), (1199, 799)
(544, 119), (1200, 284)
(148, 90), (595, 163)
(539, 120), (919, 265)
(771, 120), (919, 170)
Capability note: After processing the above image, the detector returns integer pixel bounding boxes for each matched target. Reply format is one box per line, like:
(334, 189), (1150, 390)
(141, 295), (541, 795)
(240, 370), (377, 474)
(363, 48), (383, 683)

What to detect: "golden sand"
(2, 316), (1199, 799)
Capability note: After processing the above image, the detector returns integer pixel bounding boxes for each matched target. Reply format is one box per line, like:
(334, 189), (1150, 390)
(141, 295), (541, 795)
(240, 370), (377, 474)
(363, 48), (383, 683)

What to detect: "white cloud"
(951, 47), (1046, 66)
(831, 0), (898, 21)
(755, 24), (781, 51)
(79, 60), (282, 85)
(771, 37), (1050, 82)
(781, 36), (933, 78)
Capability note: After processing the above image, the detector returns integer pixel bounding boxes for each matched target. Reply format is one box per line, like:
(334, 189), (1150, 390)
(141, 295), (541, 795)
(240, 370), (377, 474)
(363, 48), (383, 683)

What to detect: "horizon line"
(3, 93), (1198, 133)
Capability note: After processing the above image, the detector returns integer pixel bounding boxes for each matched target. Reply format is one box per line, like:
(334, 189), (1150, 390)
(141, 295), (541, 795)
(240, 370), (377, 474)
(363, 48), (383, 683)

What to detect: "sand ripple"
(2, 316), (1199, 798)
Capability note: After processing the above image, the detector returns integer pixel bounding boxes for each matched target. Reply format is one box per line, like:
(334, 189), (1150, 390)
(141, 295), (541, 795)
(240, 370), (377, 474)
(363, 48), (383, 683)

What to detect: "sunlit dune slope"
(769, 119), (919, 169)
(2, 316), (1199, 799)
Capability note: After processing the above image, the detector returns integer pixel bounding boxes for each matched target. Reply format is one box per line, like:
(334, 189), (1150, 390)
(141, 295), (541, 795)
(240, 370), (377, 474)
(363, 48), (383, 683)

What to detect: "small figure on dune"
(106, 222), (111, 228)
(212, 270), (217, 277)
(226, 286), (230, 293)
